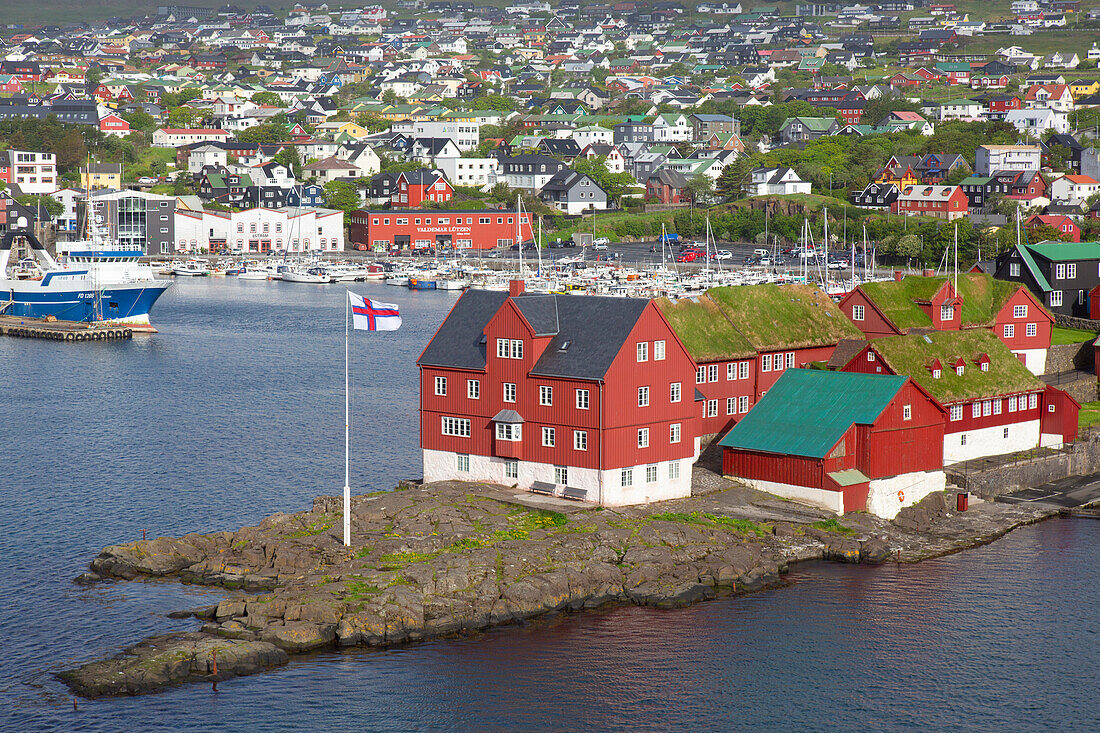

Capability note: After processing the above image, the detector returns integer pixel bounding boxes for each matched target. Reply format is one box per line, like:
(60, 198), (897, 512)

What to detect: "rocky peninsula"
(59, 472), (1058, 698)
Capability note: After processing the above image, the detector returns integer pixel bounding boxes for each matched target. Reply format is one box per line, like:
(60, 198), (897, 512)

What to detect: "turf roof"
(858, 273), (1033, 331)
(657, 284), (861, 361)
(870, 329), (1042, 403)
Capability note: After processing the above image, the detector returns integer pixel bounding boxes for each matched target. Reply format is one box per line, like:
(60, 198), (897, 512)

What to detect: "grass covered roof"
(858, 273), (1030, 331)
(871, 329), (1042, 404)
(657, 284), (861, 362)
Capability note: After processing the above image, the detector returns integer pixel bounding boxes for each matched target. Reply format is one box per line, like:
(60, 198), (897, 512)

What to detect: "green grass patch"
(353, 545), (373, 559)
(343, 579), (381, 602)
(1051, 325), (1098, 346)
(1079, 401), (1100, 429)
(810, 518), (857, 536)
(286, 518), (335, 539)
(649, 511), (770, 536)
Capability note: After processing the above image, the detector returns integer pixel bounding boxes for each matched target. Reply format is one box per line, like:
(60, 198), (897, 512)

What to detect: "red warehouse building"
(719, 369), (946, 518)
(417, 282), (701, 506)
(349, 209), (534, 251)
(837, 273), (1054, 374)
(840, 330), (1077, 464)
(658, 284), (863, 437)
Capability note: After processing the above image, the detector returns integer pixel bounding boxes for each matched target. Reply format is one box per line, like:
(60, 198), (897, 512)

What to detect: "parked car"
(137, 176), (157, 185)
(592, 242), (608, 251)
(676, 251), (699, 263)
(827, 260), (846, 270)
(714, 250), (732, 261)
(743, 255), (760, 265)
(593, 237), (610, 245)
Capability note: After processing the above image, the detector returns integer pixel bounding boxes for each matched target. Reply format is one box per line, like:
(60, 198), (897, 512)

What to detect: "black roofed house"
(851, 182), (900, 210)
(535, 137), (582, 161)
(646, 169), (691, 205)
(538, 170), (607, 214)
(417, 281), (701, 505)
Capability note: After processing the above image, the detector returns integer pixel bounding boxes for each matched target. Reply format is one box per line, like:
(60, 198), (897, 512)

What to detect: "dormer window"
(981, 362), (989, 372)
(956, 365), (964, 376)
(940, 304), (954, 320)
(933, 369), (942, 379)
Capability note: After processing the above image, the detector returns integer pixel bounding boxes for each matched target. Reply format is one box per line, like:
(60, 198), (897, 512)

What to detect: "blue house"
(286, 184), (324, 207)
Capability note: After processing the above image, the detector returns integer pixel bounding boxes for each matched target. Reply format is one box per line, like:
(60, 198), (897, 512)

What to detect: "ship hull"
(1, 280), (171, 330)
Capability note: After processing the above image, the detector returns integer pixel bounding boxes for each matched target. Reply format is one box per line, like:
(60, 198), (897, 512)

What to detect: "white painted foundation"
(867, 470), (946, 520)
(943, 419), (1041, 464)
(1040, 432), (1065, 449)
(421, 449), (693, 506)
(744, 479), (844, 515)
(1013, 348), (1047, 376)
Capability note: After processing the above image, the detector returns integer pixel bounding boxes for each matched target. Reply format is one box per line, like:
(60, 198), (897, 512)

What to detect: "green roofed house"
(992, 240), (1100, 319)
(719, 369), (946, 518)
(837, 272), (1054, 374)
(657, 283), (862, 437)
(839, 330), (1078, 464)
(777, 116), (839, 145)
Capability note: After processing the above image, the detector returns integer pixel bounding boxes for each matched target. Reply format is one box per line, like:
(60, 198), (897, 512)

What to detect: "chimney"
(894, 270), (904, 282)
(509, 279), (525, 297)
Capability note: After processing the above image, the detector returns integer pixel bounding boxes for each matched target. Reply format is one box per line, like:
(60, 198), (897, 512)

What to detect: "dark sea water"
(1, 278), (1097, 732)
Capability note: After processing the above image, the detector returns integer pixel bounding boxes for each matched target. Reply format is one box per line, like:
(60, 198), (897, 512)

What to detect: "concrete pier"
(0, 315), (133, 341)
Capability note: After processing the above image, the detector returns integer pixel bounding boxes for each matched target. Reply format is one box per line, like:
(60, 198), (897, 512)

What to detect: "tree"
(685, 173), (715, 205)
(16, 194), (63, 217)
(123, 110), (156, 133)
(381, 89), (397, 104)
(251, 91), (284, 107)
(167, 107), (201, 128)
(86, 66), (103, 88)
(274, 145), (303, 180)
(715, 155), (756, 200)
(322, 180), (360, 221)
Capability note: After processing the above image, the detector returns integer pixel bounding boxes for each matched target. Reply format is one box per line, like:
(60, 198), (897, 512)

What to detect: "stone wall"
(1054, 313), (1100, 334)
(1044, 340), (1095, 374)
(947, 432), (1100, 498)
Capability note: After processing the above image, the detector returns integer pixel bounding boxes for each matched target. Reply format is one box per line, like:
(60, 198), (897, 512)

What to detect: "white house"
(975, 144), (1042, 176)
(2, 149), (57, 194)
(938, 98), (984, 121)
(390, 120), (481, 151)
(652, 113), (692, 142)
(572, 124), (614, 148)
(1048, 174), (1100, 205)
(435, 156), (499, 188)
(187, 143), (228, 173)
(173, 206), (344, 254)
(152, 128), (232, 148)
(1005, 108), (1069, 136)
(748, 167), (811, 196)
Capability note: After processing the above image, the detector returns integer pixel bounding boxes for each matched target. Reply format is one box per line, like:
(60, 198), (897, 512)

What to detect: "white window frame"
(576, 389), (590, 410)
(496, 422), (522, 441)
(972, 402), (982, 418)
(542, 426), (555, 447)
(434, 376), (447, 396)
(708, 364), (719, 382)
(621, 468), (633, 487)
(739, 361), (749, 380)
(696, 366), (706, 384)
(503, 382), (516, 403)
(496, 338), (509, 358)
(670, 423), (681, 443)
(539, 385), (553, 406)
(738, 395), (750, 413)
(646, 464), (658, 483)
(993, 399), (1002, 415)
(761, 354), (772, 372)
(554, 465), (568, 485)
(1051, 290), (1062, 307)
(638, 386), (650, 407)
(1004, 324), (1014, 338)
(636, 342), (648, 362)
(505, 460), (518, 480)
(707, 399), (718, 418)
(785, 352), (795, 369)
(940, 304), (954, 321)
(668, 461), (680, 480)
(456, 454), (470, 472)
(638, 428), (649, 448)
(1026, 323), (1037, 337)
(467, 379), (480, 399)
(852, 304), (865, 321)
(727, 397), (736, 415)
(654, 340), (666, 361)
(670, 382), (681, 403)
(442, 416), (471, 437)
(574, 430), (587, 451)
(950, 405), (963, 421)
(727, 362), (735, 380)
(1029, 393), (1038, 409)
(903, 404), (912, 421)
(1013, 304), (1027, 318)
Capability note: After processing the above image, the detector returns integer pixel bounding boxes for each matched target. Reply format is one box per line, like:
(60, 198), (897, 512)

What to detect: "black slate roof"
(513, 295), (559, 337)
(418, 289), (508, 370)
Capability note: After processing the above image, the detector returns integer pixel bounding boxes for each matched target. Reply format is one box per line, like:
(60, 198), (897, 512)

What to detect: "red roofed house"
(838, 273), (1055, 375)
(1024, 84), (1075, 113)
(1026, 213), (1081, 242)
(418, 282), (701, 505)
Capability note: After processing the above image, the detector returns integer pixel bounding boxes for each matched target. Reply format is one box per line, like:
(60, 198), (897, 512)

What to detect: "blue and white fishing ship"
(0, 220), (172, 332)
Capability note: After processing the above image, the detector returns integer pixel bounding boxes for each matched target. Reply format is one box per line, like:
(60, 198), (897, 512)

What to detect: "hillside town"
(4, 1), (1100, 520)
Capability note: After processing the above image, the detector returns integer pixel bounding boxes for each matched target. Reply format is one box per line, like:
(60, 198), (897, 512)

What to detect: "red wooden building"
(392, 169), (454, 208)
(837, 273), (1054, 374)
(658, 284), (863, 437)
(348, 209), (534, 251)
(839, 330), (1076, 464)
(1026, 214), (1081, 242)
(418, 283), (701, 505)
(719, 369), (946, 518)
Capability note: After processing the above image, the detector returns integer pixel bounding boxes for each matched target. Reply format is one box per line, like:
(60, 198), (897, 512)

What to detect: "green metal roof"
(718, 370), (907, 459)
(829, 469), (870, 487)
(1025, 241), (1100, 262)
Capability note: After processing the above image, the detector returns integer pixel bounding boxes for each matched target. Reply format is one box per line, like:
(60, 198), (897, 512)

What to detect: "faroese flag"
(349, 292), (401, 331)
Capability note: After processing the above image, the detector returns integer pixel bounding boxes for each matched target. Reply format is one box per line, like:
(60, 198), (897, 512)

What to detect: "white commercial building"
(1, 149), (57, 194)
(435, 156), (499, 188)
(152, 128), (233, 148)
(975, 144), (1042, 176)
(390, 120), (480, 151)
(173, 206), (345, 254)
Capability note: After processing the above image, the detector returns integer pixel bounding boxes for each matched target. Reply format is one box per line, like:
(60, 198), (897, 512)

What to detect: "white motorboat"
(282, 266), (332, 283)
(173, 260), (211, 276)
(238, 267), (270, 280)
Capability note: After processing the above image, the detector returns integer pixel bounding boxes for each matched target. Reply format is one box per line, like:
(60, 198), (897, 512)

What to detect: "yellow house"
(875, 163), (919, 189)
(1069, 79), (1100, 100)
(81, 163), (122, 190)
(315, 120), (371, 139)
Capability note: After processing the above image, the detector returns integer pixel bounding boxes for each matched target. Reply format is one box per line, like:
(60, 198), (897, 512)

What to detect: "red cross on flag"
(349, 292), (401, 331)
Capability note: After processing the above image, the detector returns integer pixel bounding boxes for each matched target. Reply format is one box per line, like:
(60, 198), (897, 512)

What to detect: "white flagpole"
(343, 290), (351, 547)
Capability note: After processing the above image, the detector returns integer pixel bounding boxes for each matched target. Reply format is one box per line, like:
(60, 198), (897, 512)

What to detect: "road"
(996, 474), (1100, 508)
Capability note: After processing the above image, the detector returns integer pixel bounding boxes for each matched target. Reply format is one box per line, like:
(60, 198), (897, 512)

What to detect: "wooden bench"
(562, 486), (588, 501)
(529, 481), (556, 496)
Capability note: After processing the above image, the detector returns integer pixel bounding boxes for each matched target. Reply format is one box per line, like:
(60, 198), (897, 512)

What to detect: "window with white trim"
(554, 465), (568, 485)
(503, 383), (516, 402)
(505, 460), (518, 479)
(496, 423), (521, 441)
(903, 404), (912, 421)
(539, 385), (553, 406)
(972, 402), (981, 418)
(1029, 393), (1038, 409)
(574, 430), (587, 451)
(1004, 324), (1014, 338)
(654, 340), (665, 361)
(638, 386), (650, 407)
(707, 399), (718, 418)
(867, 351), (876, 362)
(638, 428), (649, 448)
(727, 397), (736, 415)
(940, 304), (954, 321)
(511, 339), (523, 358)
(696, 366), (706, 384)
(1008, 396), (1017, 412)
(456, 454), (469, 472)
(576, 389), (589, 409)
(1026, 323), (1037, 337)
(442, 416), (471, 437)
(1068, 264), (1077, 279)
(727, 362), (735, 380)
(669, 461), (680, 480)
(708, 364), (719, 382)
(670, 423), (681, 443)
(1051, 291), (1062, 307)
(496, 338), (509, 358)
(1013, 304), (1027, 318)
(738, 395), (750, 413)
(950, 405), (963, 421)
(739, 361), (749, 380)
(636, 342), (648, 362)
(646, 464), (658, 483)
(434, 376), (447, 396)
(993, 399), (1002, 415)
(542, 427), (555, 447)
(1010, 263), (1020, 277)
(467, 380), (480, 399)
(670, 382), (681, 403)
(785, 352), (795, 369)
(761, 354), (772, 372)
(852, 304), (865, 321)
(621, 468), (633, 487)
(982, 400), (992, 416)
